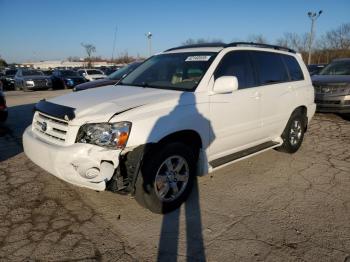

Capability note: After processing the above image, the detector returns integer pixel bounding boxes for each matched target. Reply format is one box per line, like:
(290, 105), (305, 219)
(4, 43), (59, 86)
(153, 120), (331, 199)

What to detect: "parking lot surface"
(1, 90), (350, 261)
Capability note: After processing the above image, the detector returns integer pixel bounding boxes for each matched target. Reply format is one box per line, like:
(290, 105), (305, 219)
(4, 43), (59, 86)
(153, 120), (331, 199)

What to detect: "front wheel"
(276, 111), (306, 154)
(135, 142), (196, 214)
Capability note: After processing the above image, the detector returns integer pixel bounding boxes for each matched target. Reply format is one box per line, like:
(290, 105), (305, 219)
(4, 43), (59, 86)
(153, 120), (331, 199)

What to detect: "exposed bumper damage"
(23, 126), (121, 191)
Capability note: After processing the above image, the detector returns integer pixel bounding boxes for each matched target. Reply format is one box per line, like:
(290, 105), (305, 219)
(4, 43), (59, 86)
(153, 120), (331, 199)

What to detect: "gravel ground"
(0, 90), (350, 261)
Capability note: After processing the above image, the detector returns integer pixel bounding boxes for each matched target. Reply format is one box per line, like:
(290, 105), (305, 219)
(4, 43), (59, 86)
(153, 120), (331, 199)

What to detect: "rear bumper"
(23, 126), (121, 191)
(315, 94), (350, 113)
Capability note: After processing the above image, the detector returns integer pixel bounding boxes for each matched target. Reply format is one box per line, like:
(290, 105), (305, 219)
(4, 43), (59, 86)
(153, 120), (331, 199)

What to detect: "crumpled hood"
(48, 85), (182, 124)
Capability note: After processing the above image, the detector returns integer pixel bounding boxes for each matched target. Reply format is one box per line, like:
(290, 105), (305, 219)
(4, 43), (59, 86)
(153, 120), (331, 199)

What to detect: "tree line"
(183, 22), (350, 64)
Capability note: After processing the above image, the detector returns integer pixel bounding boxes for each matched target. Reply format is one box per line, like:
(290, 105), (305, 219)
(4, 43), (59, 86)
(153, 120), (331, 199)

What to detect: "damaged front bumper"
(23, 126), (121, 191)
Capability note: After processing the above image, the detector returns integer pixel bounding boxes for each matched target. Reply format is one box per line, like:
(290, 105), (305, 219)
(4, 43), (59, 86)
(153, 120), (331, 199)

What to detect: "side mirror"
(82, 72), (87, 76)
(212, 76), (238, 94)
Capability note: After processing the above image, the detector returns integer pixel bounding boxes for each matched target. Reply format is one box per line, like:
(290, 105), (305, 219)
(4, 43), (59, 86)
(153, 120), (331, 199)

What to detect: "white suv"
(23, 43), (316, 213)
(77, 69), (106, 81)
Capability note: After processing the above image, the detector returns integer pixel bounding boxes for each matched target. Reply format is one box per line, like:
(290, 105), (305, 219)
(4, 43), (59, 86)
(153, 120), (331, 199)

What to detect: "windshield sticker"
(185, 55), (211, 62)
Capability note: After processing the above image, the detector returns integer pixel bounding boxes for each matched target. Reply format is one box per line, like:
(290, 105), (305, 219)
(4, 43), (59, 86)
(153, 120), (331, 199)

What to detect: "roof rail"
(225, 42), (296, 53)
(165, 43), (226, 52)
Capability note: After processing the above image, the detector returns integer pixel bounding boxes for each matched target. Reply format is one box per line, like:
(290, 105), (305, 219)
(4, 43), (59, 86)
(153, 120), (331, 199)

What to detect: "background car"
(51, 69), (86, 89)
(99, 66), (120, 75)
(0, 88), (8, 122)
(312, 58), (350, 114)
(14, 69), (52, 91)
(77, 69), (106, 81)
(0, 69), (17, 90)
(74, 61), (142, 92)
(308, 64), (327, 75)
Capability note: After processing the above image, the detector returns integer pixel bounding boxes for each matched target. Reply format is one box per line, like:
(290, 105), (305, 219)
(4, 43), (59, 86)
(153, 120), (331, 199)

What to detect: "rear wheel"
(134, 142), (196, 214)
(276, 111), (306, 154)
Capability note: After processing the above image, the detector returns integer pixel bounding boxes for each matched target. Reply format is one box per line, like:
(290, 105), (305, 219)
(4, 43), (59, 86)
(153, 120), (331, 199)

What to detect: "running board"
(209, 141), (280, 168)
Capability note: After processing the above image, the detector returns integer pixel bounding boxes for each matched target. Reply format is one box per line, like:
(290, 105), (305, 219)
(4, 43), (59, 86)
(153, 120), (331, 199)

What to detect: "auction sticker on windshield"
(185, 56), (211, 62)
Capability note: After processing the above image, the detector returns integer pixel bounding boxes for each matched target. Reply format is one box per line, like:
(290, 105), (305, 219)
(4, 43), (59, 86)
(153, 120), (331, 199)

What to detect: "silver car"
(312, 58), (350, 115)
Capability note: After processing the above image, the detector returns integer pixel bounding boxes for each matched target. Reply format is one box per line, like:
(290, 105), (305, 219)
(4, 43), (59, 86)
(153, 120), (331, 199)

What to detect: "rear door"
(251, 51), (298, 139)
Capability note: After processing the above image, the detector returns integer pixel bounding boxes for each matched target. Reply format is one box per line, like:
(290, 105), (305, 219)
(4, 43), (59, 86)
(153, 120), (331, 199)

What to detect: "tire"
(276, 111), (306, 154)
(134, 142), (196, 214)
(0, 111), (8, 122)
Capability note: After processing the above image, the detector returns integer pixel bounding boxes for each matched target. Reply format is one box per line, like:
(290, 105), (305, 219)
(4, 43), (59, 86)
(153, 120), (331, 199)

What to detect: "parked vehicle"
(99, 66), (120, 76)
(307, 64), (326, 76)
(14, 69), (52, 91)
(0, 88), (7, 122)
(74, 62), (142, 92)
(23, 42), (315, 214)
(77, 69), (106, 81)
(312, 58), (350, 114)
(51, 69), (86, 89)
(0, 69), (17, 90)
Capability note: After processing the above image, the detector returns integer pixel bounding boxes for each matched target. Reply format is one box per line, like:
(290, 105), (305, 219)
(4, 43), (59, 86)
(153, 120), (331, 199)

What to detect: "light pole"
(111, 25), (118, 63)
(307, 10), (322, 65)
(146, 32), (152, 57)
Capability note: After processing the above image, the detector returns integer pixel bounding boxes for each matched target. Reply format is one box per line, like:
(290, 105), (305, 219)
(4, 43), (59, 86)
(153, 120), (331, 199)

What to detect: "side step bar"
(209, 141), (280, 168)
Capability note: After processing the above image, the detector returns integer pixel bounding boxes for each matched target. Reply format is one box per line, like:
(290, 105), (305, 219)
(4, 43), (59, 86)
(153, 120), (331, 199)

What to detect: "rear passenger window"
(282, 55), (304, 81)
(215, 51), (256, 89)
(253, 51), (289, 85)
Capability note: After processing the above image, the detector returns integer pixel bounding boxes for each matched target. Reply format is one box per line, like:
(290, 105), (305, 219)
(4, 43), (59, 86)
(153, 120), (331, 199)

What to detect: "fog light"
(85, 168), (100, 179)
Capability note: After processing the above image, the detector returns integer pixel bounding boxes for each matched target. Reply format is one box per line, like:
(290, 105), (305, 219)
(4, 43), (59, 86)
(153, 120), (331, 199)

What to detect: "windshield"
(22, 70), (44, 76)
(319, 60), (350, 75)
(109, 62), (141, 80)
(86, 69), (104, 75)
(61, 70), (78, 77)
(120, 52), (216, 91)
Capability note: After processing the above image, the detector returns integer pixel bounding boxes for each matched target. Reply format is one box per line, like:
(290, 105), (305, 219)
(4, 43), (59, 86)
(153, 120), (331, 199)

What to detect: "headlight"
(25, 80), (34, 86)
(66, 78), (74, 86)
(76, 122), (131, 149)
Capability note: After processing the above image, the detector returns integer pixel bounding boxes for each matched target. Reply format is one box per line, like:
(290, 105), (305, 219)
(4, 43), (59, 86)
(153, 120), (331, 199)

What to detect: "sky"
(0, 0), (349, 63)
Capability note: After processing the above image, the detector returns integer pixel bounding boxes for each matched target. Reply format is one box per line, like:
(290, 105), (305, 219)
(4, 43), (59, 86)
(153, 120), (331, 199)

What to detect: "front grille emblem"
(41, 122), (47, 132)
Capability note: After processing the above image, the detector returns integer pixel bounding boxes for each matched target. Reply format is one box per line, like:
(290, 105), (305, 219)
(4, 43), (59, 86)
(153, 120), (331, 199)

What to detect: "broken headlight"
(76, 122), (131, 149)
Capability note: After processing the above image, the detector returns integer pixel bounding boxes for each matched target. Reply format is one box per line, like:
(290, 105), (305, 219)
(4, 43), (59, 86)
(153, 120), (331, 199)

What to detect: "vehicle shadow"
(0, 103), (35, 161)
(138, 92), (214, 261)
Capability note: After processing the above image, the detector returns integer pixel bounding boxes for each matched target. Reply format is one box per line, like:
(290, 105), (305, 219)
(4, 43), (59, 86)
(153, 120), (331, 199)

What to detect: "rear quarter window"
(282, 55), (304, 81)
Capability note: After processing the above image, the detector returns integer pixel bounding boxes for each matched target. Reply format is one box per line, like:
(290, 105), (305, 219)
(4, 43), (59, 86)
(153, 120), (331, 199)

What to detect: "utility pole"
(111, 25), (118, 63)
(307, 10), (322, 65)
(146, 32), (152, 57)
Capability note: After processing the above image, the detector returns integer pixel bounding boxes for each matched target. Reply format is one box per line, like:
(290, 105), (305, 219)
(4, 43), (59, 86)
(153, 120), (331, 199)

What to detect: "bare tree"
(182, 38), (223, 45)
(81, 43), (96, 67)
(246, 34), (269, 44)
(322, 23), (350, 50)
(275, 32), (309, 52)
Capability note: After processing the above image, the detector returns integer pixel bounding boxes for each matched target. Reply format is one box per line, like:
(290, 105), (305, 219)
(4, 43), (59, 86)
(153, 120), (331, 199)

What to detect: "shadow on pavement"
(0, 103), (35, 161)
(157, 179), (206, 261)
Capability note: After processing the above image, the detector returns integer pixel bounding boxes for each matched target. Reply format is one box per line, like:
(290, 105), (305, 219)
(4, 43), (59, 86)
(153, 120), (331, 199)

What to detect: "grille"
(315, 100), (340, 105)
(33, 112), (68, 144)
(33, 79), (48, 87)
(314, 85), (348, 95)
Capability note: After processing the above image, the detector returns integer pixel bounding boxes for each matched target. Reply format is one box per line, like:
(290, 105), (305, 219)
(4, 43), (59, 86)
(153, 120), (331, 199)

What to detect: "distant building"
(20, 60), (123, 69)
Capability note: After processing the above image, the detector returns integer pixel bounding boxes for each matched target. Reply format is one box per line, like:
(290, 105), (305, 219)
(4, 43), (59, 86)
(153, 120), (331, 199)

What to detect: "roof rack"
(165, 43), (226, 52)
(164, 42), (296, 54)
(225, 42), (296, 53)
